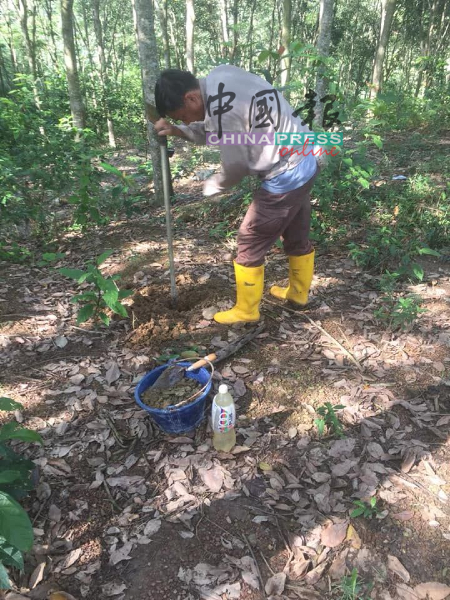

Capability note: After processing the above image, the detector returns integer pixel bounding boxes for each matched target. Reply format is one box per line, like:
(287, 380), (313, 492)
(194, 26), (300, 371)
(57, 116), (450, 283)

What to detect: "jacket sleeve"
(174, 121), (207, 145)
(203, 144), (250, 196)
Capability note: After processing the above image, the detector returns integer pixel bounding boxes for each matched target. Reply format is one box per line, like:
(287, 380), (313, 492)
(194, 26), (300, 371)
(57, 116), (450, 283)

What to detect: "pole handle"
(186, 353), (217, 371)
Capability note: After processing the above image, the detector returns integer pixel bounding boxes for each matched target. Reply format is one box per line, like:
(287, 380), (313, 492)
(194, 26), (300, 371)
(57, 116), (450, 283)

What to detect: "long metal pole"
(159, 139), (177, 302)
(146, 103), (177, 303)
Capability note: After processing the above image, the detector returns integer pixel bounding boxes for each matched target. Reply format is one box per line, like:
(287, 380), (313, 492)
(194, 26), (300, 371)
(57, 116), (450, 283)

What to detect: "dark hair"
(155, 70), (200, 117)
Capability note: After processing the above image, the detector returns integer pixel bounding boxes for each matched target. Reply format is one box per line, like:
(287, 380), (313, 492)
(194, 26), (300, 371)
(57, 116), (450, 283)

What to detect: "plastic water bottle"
(212, 384), (236, 452)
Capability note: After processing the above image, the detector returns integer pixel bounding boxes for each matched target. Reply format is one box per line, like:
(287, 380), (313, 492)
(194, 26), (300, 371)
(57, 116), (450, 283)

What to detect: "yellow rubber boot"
(270, 250), (315, 306)
(214, 262), (264, 324)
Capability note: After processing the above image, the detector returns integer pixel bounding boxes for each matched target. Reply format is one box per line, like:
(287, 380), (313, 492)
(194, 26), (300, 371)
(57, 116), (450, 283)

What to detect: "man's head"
(155, 69), (205, 124)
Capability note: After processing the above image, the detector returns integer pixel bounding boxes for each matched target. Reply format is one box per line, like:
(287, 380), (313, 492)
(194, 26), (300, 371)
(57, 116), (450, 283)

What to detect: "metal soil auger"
(147, 104), (177, 305)
(134, 323), (265, 434)
(160, 135), (177, 305)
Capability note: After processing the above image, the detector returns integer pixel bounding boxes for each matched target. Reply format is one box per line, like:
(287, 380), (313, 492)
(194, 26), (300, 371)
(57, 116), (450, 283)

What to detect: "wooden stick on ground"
(263, 298), (363, 372)
(242, 532), (268, 598)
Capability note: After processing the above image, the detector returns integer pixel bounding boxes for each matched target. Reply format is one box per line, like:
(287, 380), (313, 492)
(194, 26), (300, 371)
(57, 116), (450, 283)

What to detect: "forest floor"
(0, 134), (449, 600)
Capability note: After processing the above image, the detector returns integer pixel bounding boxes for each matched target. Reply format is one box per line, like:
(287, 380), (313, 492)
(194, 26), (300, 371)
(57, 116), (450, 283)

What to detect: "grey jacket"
(176, 65), (314, 196)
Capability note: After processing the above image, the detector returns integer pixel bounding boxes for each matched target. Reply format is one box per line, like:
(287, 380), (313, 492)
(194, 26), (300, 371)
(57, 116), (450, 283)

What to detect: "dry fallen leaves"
(328, 548), (349, 580)
(321, 520), (348, 548)
(101, 582), (127, 597)
(105, 362), (121, 384)
(346, 524), (362, 549)
(265, 572), (286, 596)
(387, 555), (410, 583)
(109, 542), (134, 566)
(143, 518), (161, 537)
(414, 582), (450, 600)
(28, 561), (46, 589)
(397, 583), (421, 600)
(198, 466), (224, 492)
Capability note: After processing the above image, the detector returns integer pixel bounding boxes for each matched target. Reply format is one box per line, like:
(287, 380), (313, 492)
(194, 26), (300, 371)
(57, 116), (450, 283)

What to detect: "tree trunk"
(280, 0), (292, 97)
(370, 0), (396, 99)
(0, 45), (11, 94)
(219, 0), (229, 59)
(314, 0), (333, 128)
(347, 15), (357, 93)
(246, 0), (256, 71)
(61, 0), (86, 129)
(416, 0), (447, 96)
(267, 2), (277, 81)
(230, 0), (239, 63)
(92, 0), (116, 147)
(77, 0), (99, 112)
(132, 0), (166, 204)
(186, 0), (195, 73)
(168, 9), (182, 68)
(16, 0), (41, 109)
(43, 0), (59, 68)
(155, 0), (171, 69)
(5, 13), (18, 73)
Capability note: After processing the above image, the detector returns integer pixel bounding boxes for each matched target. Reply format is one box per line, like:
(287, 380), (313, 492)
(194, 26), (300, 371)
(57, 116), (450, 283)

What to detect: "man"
(154, 64), (319, 325)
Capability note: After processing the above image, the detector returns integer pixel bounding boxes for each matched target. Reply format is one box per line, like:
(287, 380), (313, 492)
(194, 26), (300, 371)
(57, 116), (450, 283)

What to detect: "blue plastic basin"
(134, 362), (212, 434)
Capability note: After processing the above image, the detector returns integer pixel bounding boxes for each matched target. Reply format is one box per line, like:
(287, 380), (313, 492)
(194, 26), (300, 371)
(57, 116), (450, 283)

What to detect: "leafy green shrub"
(336, 567), (373, 600)
(0, 79), (101, 238)
(97, 162), (141, 218)
(311, 138), (379, 245)
(0, 242), (31, 264)
(374, 294), (426, 330)
(350, 497), (379, 519)
(0, 396), (43, 589)
(314, 402), (345, 438)
(348, 230), (441, 277)
(68, 154), (106, 229)
(59, 250), (133, 326)
(353, 92), (449, 132)
(36, 252), (66, 267)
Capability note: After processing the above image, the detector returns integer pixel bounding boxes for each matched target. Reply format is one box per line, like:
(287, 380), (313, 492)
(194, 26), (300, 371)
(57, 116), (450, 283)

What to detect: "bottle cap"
(218, 384), (228, 395)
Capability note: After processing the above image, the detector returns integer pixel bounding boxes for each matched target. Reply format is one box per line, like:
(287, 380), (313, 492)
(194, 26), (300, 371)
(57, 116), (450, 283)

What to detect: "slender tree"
(314, 0), (333, 128)
(0, 44), (10, 93)
(61, 0), (86, 129)
(218, 0), (229, 59)
(370, 0), (396, 99)
(267, 2), (277, 81)
(229, 0), (239, 63)
(168, 6), (182, 68)
(132, 0), (165, 203)
(280, 0), (292, 96)
(246, 0), (256, 70)
(42, 0), (59, 68)
(186, 0), (195, 73)
(155, 0), (171, 69)
(92, 0), (116, 146)
(15, 0), (41, 108)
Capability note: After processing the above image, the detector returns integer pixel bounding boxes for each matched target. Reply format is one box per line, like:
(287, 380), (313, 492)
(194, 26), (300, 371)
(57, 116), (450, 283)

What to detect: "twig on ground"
(33, 498), (49, 525)
(263, 298), (364, 372)
(103, 480), (122, 512)
(162, 499), (197, 518)
(0, 313), (36, 318)
(393, 469), (444, 500)
(275, 517), (295, 574)
(258, 548), (276, 576)
(100, 409), (130, 448)
(69, 325), (106, 335)
(195, 499), (206, 540)
(242, 532), (268, 598)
